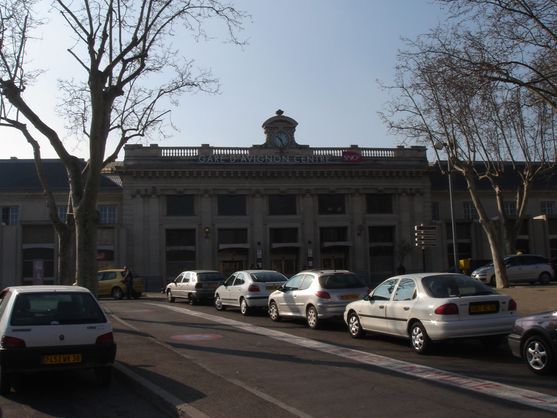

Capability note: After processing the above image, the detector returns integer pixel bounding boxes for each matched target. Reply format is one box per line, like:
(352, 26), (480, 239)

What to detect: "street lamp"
(434, 141), (459, 271)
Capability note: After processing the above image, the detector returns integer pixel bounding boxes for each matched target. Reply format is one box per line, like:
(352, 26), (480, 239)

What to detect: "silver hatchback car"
(471, 254), (554, 286)
(214, 270), (288, 315)
(268, 270), (369, 329)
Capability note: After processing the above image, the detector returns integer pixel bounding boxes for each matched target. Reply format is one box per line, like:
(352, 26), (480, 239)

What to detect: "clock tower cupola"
(262, 109), (298, 149)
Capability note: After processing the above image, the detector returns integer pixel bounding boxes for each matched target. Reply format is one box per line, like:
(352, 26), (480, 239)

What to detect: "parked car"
(214, 270), (288, 315)
(0, 285), (116, 395)
(344, 273), (517, 354)
(96, 268), (144, 299)
(165, 270), (225, 304)
(268, 269), (368, 329)
(508, 310), (557, 374)
(470, 254), (554, 286)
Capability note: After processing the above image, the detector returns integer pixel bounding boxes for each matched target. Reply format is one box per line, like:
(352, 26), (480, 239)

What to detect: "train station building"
(1, 111), (556, 289)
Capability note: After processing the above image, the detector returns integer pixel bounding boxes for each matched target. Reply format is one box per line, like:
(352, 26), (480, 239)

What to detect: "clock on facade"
(273, 131), (289, 147)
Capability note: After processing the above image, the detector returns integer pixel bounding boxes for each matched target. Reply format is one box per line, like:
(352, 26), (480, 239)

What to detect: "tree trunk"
(484, 224), (509, 288)
(461, 168), (510, 288)
(74, 200), (99, 295)
(57, 225), (75, 285)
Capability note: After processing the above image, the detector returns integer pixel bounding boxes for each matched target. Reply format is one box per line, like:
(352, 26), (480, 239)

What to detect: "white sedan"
(344, 273), (517, 354)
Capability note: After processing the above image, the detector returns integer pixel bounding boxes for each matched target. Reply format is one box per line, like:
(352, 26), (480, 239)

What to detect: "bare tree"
(381, 39), (557, 288)
(1, 0), (245, 293)
(434, 0), (557, 111)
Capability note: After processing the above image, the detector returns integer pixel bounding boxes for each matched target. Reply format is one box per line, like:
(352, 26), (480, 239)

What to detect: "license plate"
(469, 303), (498, 314)
(42, 354), (82, 365)
(340, 294), (358, 301)
(266, 285), (280, 291)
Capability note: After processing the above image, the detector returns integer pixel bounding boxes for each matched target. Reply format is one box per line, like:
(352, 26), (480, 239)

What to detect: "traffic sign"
(414, 224), (438, 248)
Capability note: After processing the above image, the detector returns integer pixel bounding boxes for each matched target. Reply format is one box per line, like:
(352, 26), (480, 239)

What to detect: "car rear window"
(250, 272), (287, 283)
(10, 292), (107, 326)
(318, 273), (365, 289)
(198, 272), (225, 282)
(422, 275), (495, 298)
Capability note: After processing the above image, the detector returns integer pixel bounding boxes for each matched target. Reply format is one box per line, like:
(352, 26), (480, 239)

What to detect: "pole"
(447, 158), (459, 271)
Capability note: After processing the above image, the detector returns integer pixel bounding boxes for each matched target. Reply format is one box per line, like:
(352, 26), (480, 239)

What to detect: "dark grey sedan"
(508, 310), (557, 374)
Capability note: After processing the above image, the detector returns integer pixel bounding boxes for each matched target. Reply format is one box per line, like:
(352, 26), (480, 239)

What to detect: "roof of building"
(0, 159), (122, 192)
(429, 162), (557, 191)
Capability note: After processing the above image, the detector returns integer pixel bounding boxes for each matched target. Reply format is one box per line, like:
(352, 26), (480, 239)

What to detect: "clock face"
(273, 132), (289, 147)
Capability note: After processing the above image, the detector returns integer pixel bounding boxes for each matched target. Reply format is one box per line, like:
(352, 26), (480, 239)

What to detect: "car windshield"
(10, 292), (107, 326)
(422, 275), (495, 298)
(250, 272), (287, 282)
(198, 272), (225, 282)
(318, 273), (365, 289)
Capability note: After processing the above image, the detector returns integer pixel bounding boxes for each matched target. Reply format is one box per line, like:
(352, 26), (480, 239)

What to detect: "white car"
(344, 273), (517, 354)
(214, 270), (288, 315)
(165, 270), (225, 304)
(471, 254), (554, 286)
(0, 285), (116, 394)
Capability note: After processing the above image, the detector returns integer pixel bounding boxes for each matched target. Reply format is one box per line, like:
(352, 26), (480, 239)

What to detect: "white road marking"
(152, 302), (557, 414)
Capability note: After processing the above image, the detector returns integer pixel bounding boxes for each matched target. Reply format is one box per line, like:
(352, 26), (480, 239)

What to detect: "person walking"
(123, 266), (134, 300)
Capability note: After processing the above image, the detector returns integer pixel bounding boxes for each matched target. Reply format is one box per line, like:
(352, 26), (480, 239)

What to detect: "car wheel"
(0, 367), (11, 395)
(410, 321), (432, 354)
(269, 301), (280, 321)
(166, 290), (175, 303)
(539, 272), (552, 285)
(111, 287), (124, 300)
(306, 305), (320, 329)
(94, 366), (112, 386)
(523, 335), (555, 375)
(215, 294), (225, 311)
(188, 294), (196, 305)
(347, 312), (364, 338)
(240, 298), (251, 316)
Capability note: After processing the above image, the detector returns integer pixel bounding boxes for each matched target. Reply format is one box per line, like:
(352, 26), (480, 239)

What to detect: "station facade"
(1, 111), (555, 289)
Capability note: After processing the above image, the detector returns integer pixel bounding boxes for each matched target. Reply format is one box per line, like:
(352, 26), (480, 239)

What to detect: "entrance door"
(321, 248), (348, 270)
(220, 260), (245, 277)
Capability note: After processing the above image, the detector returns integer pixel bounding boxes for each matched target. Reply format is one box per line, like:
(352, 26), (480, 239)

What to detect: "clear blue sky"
(1, 1), (445, 160)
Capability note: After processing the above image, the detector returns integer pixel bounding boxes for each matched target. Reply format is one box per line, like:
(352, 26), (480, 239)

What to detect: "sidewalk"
(497, 282), (557, 315)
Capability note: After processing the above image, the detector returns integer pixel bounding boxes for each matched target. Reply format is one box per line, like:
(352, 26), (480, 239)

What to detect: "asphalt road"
(2, 287), (556, 418)
(0, 366), (166, 417)
(107, 294), (557, 418)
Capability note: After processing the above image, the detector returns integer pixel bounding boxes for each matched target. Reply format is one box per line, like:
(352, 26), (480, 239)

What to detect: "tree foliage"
(0, 0), (245, 292)
(381, 0), (557, 288)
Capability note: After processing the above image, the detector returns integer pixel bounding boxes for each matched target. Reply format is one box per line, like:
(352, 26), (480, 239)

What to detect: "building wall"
(117, 137), (430, 287)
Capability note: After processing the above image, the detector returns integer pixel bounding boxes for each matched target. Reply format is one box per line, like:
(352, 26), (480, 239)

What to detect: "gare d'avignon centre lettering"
(197, 151), (362, 164)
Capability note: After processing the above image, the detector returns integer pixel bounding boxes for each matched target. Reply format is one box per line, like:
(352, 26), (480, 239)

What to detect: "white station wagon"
(0, 285), (116, 394)
(344, 273), (517, 354)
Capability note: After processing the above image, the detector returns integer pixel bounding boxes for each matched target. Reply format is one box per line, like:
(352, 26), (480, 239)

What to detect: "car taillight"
(96, 332), (114, 345)
(508, 299), (517, 311)
(1, 335), (26, 348)
(315, 291), (331, 299)
(434, 303), (459, 315)
(248, 284), (260, 292)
